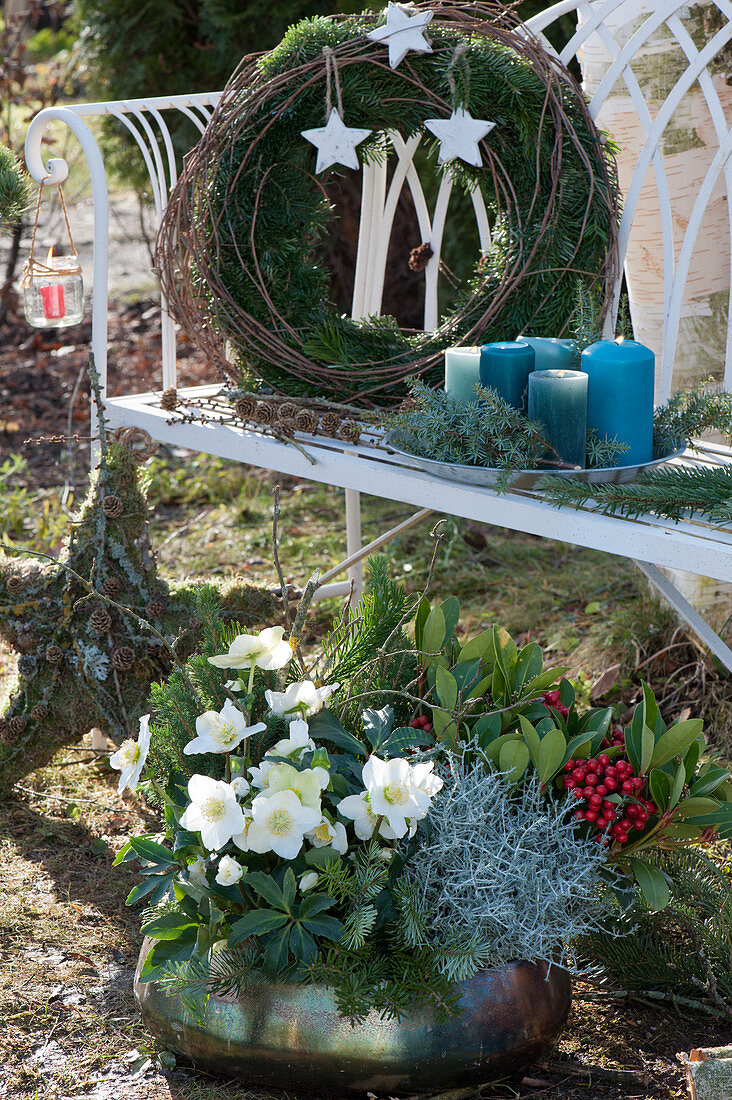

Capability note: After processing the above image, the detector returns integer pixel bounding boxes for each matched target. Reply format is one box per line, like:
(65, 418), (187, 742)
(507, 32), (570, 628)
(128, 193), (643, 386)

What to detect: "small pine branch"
(540, 462), (732, 525)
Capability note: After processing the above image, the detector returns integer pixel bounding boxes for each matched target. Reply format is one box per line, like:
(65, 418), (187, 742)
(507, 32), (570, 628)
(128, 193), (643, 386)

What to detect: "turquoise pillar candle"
(479, 341), (535, 410)
(528, 369), (588, 467)
(445, 346), (481, 403)
(581, 339), (655, 465)
(516, 336), (580, 371)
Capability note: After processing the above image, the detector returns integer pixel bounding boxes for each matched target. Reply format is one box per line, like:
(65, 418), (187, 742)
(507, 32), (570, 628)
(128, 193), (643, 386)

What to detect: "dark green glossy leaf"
(629, 858), (670, 911)
(309, 710), (367, 757)
(228, 909), (289, 945)
(243, 871), (289, 911)
(362, 706), (394, 751)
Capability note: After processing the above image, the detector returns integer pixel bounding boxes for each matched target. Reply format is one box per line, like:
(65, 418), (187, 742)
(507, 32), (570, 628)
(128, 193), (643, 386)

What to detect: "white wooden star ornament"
(301, 108), (373, 174)
(424, 107), (496, 167)
(367, 2), (433, 69)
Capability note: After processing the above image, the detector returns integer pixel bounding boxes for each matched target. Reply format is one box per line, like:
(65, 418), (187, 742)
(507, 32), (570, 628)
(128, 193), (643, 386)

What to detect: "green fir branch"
(540, 463), (732, 525)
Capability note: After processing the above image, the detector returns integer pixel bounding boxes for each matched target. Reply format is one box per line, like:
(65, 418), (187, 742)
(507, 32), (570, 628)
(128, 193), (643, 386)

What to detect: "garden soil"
(0, 288), (730, 1100)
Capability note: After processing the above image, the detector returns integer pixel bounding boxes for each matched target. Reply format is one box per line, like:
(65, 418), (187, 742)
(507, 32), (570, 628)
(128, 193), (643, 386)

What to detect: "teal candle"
(479, 341), (535, 410)
(528, 369), (588, 467)
(445, 346), (481, 403)
(517, 336), (580, 371)
(581, 339), (654, 465)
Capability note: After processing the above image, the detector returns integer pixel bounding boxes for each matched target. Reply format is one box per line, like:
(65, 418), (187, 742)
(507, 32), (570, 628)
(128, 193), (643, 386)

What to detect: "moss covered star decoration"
(0, 425), (286, 791)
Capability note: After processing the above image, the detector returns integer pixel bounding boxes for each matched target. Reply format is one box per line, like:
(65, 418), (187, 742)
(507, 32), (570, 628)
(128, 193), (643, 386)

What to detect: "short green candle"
(517, 336), (580, 371)
(445, 346), (481, 403)
(528, 369), (588, 467)
(479, 341), (535, 410)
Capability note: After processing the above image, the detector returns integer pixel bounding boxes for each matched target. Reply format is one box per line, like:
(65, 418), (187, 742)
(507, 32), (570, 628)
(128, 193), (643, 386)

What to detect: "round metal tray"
(384, 432), (683, 490)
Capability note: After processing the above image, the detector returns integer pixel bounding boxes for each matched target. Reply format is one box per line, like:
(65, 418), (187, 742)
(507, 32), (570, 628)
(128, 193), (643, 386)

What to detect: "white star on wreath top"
(301, 108), (373, 174)
(367, 2), (433, 69)
(424, 107), (496, 167)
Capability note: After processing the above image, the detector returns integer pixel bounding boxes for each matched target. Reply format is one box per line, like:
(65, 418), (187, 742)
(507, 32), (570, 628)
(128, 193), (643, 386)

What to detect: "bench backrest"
(23, 1), (732, 405)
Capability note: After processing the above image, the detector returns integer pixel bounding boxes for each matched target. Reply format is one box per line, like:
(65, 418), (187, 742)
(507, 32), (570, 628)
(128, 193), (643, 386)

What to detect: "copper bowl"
(134, 942), (571, 1096)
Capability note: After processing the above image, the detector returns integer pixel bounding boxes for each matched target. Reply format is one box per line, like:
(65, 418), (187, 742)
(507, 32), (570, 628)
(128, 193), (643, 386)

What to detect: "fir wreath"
(157, 2), (619, 406)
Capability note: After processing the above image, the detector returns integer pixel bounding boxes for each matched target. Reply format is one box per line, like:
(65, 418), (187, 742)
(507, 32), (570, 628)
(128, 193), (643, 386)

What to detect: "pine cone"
(101, 576), (121, 598)
(102, 494), (124, 519)
(234, 396), (257, 421)
(339, 420), (362, 444)
(253, 401), (277, 425)
(278, 417), (297, 437)
(7, 575), (25, 596)
(111, 645), (135, 671)
(295, 409), (319, 434)
(90, 607), (112, 634)
(8, 715), (27, 737)
(319, 411), (341, 436)
(160, 387), (178, 411)
(145, 600), (166, 620)
(408, 241), (434, 272)
(277, 401), (298, 421)
(45, 644), (64, 665)
(30, 702), (50, 720)
(18, 655), (36, 676)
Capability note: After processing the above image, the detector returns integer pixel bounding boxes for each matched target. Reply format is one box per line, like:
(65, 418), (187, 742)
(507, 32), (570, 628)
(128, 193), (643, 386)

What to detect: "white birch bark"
(579, 0), (732, 630)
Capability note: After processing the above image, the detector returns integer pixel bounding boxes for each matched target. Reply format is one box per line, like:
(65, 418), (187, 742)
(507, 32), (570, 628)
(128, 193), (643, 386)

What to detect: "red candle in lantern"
(39, 282), (66, 320)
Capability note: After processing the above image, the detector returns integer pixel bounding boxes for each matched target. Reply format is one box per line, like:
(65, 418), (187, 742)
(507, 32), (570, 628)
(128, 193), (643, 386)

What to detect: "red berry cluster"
(542, 690), (569, 719)
(410, 714), (433, 735)
(561, 753), (657, 846)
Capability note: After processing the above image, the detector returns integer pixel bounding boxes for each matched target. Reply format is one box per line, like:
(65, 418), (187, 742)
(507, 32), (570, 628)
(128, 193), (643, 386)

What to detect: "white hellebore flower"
(362, 755), (429, 839)
(179, 775), (246, 851)
(306, 816), (348, 854)
(230, 775), (251, 798)
(187, 855), (209, 888)
(215, 854), (244, 887)
(299, 871), (319, 893)
(410, 762), (444, 815)
(208, 627), (292, 672)
(247, 790), (321, 860)
(337, 791), (382, 840)
(266, 762), (323, 811)
(184, 698), (266, 756)
(265, 680), (339, 720)
(109, 713), (151, 793)
(248, 759), (276, 790)
(266, 718), (315, 761)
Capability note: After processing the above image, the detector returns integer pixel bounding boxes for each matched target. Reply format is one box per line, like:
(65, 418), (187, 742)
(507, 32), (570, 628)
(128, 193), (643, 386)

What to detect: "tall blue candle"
(517, 336), (580, 371)
(528, 369), (588, 467)
(445, 346), (481, 403)
(581, 339), (655, 466)
(479, 341), (535, 410)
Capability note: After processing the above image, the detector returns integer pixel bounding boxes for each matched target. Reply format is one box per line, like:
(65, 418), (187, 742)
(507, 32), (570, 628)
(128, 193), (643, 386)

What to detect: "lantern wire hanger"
(21, 176), (83, 288)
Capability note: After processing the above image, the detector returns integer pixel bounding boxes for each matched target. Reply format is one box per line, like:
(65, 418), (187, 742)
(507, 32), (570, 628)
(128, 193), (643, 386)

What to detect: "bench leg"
(345, 488), (363, 605)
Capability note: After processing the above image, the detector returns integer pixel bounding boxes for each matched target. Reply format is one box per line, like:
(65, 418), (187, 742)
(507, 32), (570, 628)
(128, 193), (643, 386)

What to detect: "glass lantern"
(23, 248), (85, 329)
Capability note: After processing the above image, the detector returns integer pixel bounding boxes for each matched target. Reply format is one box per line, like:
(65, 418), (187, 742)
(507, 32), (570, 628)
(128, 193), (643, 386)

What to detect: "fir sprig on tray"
(387, 380), (625, 472)
(540, 463), (732, 525)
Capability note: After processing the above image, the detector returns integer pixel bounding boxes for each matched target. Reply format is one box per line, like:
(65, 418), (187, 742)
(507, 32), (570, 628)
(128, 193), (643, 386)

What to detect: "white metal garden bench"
(22, 0), (732, 669)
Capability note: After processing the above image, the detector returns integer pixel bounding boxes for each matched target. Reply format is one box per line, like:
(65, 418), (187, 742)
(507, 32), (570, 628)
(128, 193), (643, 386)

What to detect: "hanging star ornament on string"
(367, 2), (433, 69)
(424, 107), (496, 167)
(301, 108), (372, 174)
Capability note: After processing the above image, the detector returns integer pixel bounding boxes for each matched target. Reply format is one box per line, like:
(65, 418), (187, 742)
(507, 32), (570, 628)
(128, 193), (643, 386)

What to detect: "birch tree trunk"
(579, 0), (732, 631)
